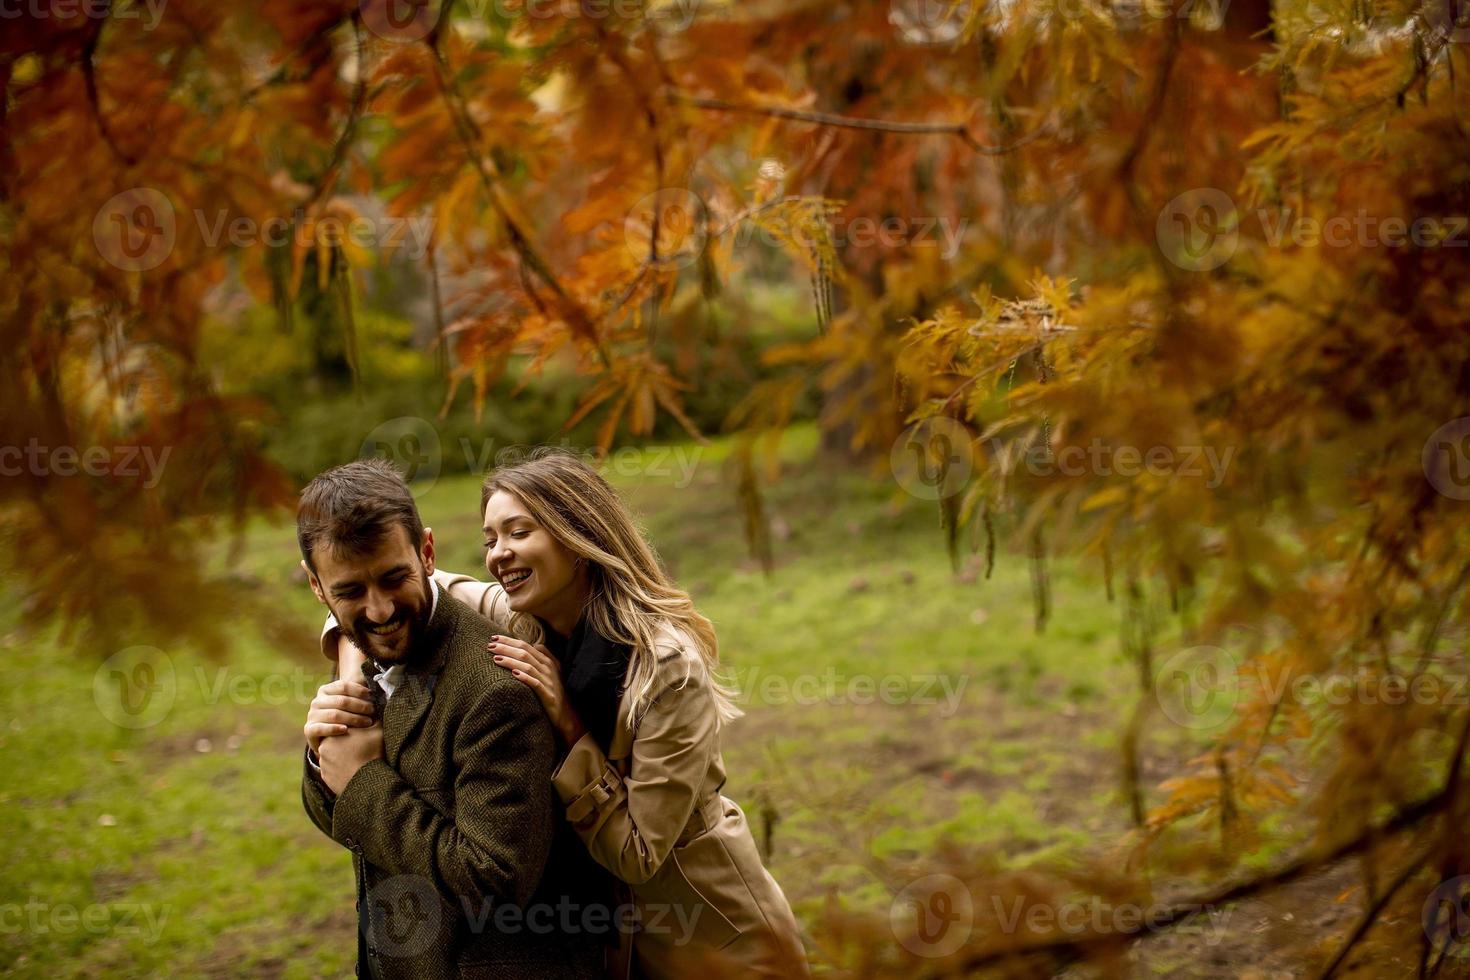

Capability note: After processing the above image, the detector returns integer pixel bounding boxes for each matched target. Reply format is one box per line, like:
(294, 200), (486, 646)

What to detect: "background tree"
(3, 0), (1468, 971)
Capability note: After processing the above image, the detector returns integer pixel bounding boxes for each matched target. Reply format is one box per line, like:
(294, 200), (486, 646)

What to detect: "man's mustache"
(355, 612), (409, 637)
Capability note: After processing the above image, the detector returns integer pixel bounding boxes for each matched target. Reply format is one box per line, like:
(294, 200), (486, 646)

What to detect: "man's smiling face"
(308, 524), (436, 665)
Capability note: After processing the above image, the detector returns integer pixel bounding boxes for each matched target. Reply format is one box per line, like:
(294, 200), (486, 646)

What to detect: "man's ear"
(421, 527), (435, 576)
(302, 559), (326, 605)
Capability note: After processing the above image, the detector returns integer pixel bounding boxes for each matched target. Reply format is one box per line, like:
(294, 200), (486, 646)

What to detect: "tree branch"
(1318, 845), (1433, 979)
(669, 93), (1047, 155)
(81, 12), (137, 166)
(425, 22), (599, 348)
(929, 784), (1454, 977)
(300, 12), (367, 215)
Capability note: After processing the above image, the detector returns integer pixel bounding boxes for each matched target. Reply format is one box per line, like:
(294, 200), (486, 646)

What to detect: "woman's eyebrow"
(484, 514), (533, 532)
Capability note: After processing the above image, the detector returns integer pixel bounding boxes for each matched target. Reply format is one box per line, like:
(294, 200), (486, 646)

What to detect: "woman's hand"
(304, 679), (378, 754)
(489, 634), (587, 747)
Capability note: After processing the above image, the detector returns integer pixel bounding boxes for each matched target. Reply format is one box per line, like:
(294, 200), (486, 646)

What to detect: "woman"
(322, 449), (809, 979)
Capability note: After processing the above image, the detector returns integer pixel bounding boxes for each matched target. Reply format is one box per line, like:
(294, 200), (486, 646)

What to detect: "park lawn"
(1, 424), (1247, 977)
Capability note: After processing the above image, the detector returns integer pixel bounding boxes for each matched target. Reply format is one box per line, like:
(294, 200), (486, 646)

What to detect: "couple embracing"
(297, 448), (808, 978)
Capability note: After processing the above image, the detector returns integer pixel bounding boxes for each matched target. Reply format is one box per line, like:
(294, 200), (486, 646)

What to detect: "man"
(297, 459), (605, 978)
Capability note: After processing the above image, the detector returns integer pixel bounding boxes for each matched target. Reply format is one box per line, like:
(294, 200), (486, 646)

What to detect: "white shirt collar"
(372, 581), (440, 702)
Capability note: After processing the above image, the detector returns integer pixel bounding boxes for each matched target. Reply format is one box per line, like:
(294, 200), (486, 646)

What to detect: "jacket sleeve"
(329, 676), (556, 909)
(301, 747), (337, 840)
(302, 662), (340, 839)
(551, 653), (719, 885)
(431, 569), (515, 628)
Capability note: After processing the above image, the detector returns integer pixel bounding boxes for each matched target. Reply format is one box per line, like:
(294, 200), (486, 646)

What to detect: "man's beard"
(342, 571), (434, 666)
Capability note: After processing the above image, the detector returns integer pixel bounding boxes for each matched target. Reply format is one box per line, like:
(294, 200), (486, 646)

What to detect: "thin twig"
(82, 15), (137, 166)
(1318, 846), (1434, 979)
(669, 93), (1048, 155)
(425, 20), (602, 356)
(300, 13), (367, 215)
(930, 784), (1453, 977)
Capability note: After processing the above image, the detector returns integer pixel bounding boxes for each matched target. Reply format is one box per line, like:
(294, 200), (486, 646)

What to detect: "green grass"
(1, 424), (1200, 977)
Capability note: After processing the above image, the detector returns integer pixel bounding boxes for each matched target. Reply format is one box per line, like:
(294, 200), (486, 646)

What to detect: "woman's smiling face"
(482, 488), (585, 626)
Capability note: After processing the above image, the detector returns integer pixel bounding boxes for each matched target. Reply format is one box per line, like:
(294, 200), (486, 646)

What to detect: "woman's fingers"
(510, 669), (545, 692)
(492, 653), (545, 683)
(492, 651), (558, 710)
(489, 635), (555, 669)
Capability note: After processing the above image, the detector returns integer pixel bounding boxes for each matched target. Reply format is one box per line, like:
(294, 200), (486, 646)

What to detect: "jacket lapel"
(382, 670), (437, 767)
(381, 585), (452, 768)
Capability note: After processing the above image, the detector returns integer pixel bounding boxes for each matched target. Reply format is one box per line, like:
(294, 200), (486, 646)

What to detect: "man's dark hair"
(297, 458), (425, 573)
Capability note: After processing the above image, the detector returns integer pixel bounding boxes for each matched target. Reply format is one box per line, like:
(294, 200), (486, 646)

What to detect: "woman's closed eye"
(483, 530), (531, 549)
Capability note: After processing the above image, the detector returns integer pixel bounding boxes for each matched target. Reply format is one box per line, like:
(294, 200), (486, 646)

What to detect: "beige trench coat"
(431, 570), (810, 979)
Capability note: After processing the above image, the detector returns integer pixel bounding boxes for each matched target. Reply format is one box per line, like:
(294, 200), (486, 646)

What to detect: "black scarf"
(539, 615), (631, 755)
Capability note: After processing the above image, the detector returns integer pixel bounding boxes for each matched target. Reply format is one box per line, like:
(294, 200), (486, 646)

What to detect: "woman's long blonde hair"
(482, 447), (742, 728)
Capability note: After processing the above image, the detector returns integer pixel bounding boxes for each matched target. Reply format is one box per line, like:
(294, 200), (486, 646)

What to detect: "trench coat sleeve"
(317, 613), (340, 662)
(551, 654), (718, 885)
(431, 568), (514, 626)
(329, 677), (555, 909)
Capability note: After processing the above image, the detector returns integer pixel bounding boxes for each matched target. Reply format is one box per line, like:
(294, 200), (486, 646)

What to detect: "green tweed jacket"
(302, 587), (606, 979)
